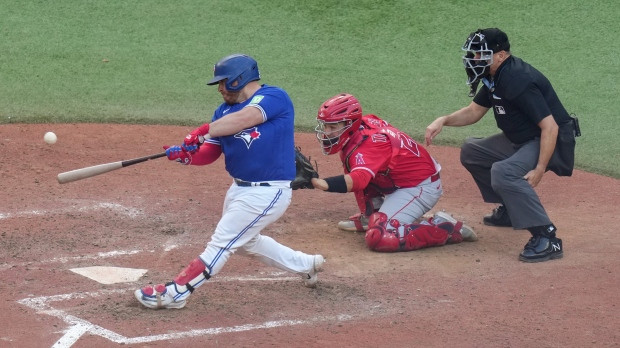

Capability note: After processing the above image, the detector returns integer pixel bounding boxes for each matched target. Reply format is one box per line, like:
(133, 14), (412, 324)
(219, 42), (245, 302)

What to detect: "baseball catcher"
(309, 93), (477, 252)
(291, 147), (319, 190)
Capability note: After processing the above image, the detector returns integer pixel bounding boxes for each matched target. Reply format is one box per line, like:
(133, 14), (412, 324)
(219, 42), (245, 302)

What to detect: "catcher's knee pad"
(365, 212), (399, 252)
(173, 257), (211, 293)
(402, 223), (451, 251)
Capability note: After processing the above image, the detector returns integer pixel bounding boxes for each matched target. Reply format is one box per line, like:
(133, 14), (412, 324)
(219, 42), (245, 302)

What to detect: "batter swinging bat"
(57, 152), (167, 184)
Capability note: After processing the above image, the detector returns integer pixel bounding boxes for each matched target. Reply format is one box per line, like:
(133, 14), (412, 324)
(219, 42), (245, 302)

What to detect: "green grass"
(1, 0), (618, 177)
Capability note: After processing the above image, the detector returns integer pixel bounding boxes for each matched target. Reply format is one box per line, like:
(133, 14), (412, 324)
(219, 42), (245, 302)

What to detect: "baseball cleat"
(433, 211), (478, 242)
(135, 282), (187, 309)
(303, 254), (325, 288)
(337, 213), (368, 232)
(483, 204), (512, 227)
(519, 236), (563, 263)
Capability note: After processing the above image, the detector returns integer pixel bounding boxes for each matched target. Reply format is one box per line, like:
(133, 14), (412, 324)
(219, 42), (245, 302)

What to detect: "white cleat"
(134, 283), (187, 309)
(433, 211), (478, 242)
(303, 255), (325, 288)
(337, 214), (368, 232)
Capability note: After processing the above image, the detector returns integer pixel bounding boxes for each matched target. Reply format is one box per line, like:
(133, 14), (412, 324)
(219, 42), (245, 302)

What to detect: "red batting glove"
(163, 145), (192, 165)
(184, 123), (210, 149)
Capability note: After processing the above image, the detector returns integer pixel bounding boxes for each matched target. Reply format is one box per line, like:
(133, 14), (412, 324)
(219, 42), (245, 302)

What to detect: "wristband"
(324, 175), (348, 193)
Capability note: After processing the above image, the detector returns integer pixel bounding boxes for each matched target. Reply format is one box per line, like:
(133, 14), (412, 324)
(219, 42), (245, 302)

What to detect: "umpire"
(425, 28), (580, 263)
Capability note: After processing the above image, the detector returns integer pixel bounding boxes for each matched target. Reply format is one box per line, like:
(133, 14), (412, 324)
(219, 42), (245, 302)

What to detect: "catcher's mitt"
(291, 147), (319, 190)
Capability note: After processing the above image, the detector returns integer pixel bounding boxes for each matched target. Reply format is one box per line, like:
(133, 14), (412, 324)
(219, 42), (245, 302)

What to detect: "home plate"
(70, 266), (147, 284)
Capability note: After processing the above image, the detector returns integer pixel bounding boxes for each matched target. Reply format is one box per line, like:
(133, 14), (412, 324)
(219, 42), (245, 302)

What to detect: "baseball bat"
(57, 152), (167, 184)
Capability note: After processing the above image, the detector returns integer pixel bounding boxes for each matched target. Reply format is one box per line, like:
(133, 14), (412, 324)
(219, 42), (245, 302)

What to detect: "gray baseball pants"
(460, 133), (554, 229)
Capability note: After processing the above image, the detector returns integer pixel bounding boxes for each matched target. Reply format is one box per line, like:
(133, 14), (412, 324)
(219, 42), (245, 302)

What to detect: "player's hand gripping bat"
(57, 152), (166, 184)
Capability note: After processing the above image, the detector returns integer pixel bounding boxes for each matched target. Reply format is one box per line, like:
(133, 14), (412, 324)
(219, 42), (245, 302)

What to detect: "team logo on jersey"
(235, 127), (261, 148)
(355, 153), (365, 165)
(494, 105), (506, 115)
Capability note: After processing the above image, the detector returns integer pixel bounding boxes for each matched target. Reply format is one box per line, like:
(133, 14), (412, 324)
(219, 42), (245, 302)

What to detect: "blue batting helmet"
(206, 54), (260, 92)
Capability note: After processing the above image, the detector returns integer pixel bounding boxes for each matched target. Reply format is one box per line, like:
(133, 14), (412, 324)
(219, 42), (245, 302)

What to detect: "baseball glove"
(291, 147), (319, 190)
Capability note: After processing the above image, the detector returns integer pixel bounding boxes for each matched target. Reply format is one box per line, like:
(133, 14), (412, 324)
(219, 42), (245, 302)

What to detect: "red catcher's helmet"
(315, 93), (363, 155)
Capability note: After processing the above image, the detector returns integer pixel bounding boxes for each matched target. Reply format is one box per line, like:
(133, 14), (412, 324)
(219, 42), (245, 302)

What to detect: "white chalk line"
(0, 248), (151, 271)
(0, 202), (143, 221)
(6, 201), (354, 345)
(19, 284), (354, 347)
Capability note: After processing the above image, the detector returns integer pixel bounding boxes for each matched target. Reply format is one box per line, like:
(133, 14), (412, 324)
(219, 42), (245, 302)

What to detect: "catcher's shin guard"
(365, 212), (400, 252)
(402, 223), (452, 251)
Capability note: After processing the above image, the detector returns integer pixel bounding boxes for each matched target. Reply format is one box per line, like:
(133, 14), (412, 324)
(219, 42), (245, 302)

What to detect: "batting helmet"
(315, 93), (363, 155)
(207, 54), (260, 92)
(462, 28), (510, 86)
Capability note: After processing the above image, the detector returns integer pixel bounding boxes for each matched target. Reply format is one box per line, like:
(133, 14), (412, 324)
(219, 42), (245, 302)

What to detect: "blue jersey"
(209, 84), (296, 181)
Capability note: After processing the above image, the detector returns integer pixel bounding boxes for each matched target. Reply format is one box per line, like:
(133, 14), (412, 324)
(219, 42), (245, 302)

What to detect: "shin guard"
(402, 223), (451, 251)
(173, 257), (211, 293)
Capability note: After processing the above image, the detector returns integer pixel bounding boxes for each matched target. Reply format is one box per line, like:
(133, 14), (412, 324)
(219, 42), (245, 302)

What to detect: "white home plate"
(70, 266), (147, 284)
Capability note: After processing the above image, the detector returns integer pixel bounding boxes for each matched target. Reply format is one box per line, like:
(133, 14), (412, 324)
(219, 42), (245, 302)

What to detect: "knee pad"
(365, 212), (400, 252)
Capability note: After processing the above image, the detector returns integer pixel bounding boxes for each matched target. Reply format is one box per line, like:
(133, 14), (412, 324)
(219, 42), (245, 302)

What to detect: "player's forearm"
(536, 117), (559, 171)
(312, 175), (353, 192)
(443, 102), (487, 127)
(209, 107), (264, 137)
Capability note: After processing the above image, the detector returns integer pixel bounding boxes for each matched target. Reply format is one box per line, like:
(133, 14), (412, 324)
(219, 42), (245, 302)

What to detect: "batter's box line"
(18, 286), (354, 347)
(0, 245), (186, 271)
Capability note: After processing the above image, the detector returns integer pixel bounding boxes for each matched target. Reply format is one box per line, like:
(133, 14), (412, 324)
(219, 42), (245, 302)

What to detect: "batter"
(135, 54), (324, 309)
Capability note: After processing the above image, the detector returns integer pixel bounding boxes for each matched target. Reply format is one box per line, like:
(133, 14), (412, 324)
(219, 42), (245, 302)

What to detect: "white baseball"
(44, 131), (57, 144)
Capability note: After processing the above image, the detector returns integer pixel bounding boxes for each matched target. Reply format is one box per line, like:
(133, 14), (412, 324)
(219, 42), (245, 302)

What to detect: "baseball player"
(309, 93), (477, 252)
(135, 54), (324, 309)
(425, 28), (579, 262)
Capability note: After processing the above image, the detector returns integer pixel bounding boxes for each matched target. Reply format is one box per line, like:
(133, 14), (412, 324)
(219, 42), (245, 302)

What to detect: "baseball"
(44, 131), (57, 144)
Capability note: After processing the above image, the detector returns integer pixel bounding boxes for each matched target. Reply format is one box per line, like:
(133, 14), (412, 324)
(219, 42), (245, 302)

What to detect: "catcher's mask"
(462, 28), (510, 88)
(207, 54), (260, 92)
(315, 93), (363, 155)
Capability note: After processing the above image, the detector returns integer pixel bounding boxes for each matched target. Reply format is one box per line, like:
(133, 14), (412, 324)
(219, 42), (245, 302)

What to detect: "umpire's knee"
(460, 138), (476, 169)
(490, 161), (517, 192)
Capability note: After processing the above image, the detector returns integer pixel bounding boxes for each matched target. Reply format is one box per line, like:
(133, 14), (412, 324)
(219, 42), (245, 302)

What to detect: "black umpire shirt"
(473, 55), (572, 145)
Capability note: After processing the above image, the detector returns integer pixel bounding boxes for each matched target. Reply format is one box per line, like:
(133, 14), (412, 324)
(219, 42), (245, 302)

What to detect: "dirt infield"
(1, 123), (618, 347)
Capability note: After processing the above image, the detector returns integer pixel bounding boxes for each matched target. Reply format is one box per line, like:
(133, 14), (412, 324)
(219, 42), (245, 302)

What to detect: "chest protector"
(343, 115), (412, 193)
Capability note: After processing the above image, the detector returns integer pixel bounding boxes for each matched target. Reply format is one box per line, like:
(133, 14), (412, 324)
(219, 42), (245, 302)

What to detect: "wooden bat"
(57, 152), (167, 184)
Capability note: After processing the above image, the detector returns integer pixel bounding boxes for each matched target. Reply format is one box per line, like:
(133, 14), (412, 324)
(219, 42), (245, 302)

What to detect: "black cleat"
(519, 236), (563, 263)
(483, 204), (512, 227)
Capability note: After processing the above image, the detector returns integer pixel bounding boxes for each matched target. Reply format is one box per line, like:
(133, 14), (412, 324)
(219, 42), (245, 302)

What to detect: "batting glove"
(181, 144), (199, 153)
(184, 123), (210, 150)
(164, 145), (192, 165)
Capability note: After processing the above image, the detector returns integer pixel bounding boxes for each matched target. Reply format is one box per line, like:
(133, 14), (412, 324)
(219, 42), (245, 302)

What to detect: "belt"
(430, 173), (440, 182)
(234, 178), (271, 187)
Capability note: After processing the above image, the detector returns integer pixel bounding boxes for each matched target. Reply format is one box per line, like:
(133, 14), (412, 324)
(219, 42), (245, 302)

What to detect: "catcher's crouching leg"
(365, 212), (400, 252)
(135, 258), (211, 309)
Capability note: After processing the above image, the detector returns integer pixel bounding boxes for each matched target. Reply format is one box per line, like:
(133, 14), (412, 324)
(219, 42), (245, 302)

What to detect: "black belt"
(430, 173), (440, 182)
(234, 179), (271, 187)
